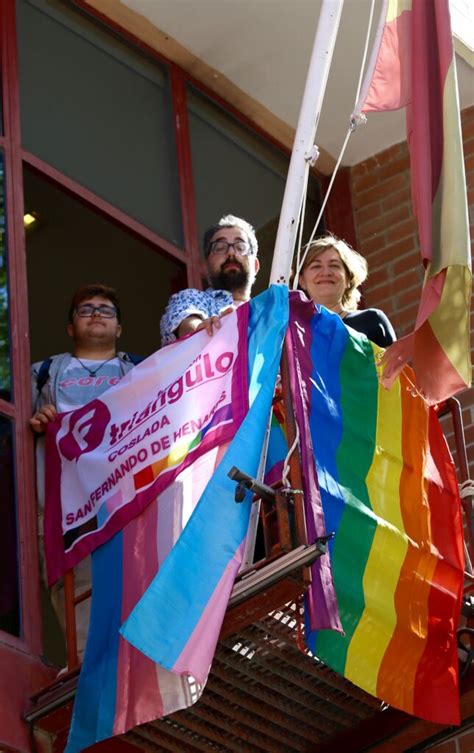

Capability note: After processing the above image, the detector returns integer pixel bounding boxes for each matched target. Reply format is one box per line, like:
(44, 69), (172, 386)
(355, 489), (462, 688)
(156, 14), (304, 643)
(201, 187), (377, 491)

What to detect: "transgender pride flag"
(65, 450), (224, 751)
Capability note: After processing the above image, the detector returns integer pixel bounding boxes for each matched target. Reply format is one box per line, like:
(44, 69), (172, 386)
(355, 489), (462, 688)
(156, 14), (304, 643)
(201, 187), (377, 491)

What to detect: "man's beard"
(208, 262), (250, 292)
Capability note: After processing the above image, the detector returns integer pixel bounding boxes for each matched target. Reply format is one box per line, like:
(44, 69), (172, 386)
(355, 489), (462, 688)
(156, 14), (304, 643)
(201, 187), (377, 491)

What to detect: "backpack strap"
(125, 352), (145, 366)
(36, 357), (53, 394)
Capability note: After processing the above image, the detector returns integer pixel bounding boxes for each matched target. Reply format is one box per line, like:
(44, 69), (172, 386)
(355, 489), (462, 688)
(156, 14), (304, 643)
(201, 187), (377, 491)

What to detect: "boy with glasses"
(30, 283), (141, 660)
(160, 214), (260, 345)
(30, 284), (137, 430)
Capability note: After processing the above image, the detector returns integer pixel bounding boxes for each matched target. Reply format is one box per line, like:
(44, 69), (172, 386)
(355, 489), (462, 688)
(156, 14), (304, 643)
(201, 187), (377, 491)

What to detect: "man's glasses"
(208, 240), (253, 257)
(75, 304), (117, 319)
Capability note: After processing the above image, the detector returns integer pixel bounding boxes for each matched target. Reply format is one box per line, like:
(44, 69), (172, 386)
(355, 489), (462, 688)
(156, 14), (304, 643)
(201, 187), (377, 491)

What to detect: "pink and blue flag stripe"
(65, 476), (204, 752)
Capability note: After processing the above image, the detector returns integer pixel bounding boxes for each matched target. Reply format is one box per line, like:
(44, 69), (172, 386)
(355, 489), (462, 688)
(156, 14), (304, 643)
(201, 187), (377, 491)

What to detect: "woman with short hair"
(298, 234), (396, 348)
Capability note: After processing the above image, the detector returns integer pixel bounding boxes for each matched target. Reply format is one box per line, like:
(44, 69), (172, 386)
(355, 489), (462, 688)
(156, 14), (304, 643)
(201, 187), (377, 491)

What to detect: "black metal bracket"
(313, 533), (335, 557)
(228, 466), (276, 504)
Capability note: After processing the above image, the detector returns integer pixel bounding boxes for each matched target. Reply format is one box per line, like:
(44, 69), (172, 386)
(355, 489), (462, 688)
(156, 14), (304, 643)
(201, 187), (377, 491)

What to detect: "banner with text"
(44, 307), (249, 584)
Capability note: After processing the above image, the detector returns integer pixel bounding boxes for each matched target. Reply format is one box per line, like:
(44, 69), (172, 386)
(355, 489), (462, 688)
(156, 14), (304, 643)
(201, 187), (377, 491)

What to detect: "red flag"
(356, 0), (471, 404)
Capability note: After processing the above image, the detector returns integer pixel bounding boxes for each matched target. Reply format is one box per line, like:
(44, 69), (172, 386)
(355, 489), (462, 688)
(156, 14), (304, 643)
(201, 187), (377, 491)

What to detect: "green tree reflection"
(0, 159), (11, 396)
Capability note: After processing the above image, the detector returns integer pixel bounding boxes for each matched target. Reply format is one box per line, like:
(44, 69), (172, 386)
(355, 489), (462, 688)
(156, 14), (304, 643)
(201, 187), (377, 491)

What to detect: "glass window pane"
(24, 167), (184, 361)
(17, 0), (183, 246)
(187, 88), (323, 292)
(0, 153), (11, 397)
(0, 415), (20, 637)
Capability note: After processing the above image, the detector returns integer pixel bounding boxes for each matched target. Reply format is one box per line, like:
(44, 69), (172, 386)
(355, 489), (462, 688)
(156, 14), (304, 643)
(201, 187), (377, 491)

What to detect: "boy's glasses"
(75, 304), (117, 318)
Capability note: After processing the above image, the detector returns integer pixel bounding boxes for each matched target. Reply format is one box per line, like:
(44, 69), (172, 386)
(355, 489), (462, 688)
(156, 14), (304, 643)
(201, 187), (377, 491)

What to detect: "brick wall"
(417, 725), (474, 752)
(350, 105), (474, 479)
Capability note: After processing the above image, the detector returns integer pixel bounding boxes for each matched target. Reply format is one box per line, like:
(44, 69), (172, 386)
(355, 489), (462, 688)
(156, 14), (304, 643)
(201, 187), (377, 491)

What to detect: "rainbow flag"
(288, 294), (465, 725)
(355, 0), (471, 404)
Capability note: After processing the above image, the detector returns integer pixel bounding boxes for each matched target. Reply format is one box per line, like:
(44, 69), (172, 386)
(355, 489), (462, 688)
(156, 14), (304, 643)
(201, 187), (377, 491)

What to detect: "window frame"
(0, 0), (41, 653)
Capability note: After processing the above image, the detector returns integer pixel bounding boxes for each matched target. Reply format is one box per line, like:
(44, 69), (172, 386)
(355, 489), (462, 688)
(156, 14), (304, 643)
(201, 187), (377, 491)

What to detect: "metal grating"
(133, 602), (383, 753)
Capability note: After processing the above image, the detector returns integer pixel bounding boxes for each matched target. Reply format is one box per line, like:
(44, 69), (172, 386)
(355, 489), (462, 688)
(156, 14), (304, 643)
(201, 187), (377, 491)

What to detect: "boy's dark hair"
(202, 214), (258, 258)
(68, 284), (122, 323)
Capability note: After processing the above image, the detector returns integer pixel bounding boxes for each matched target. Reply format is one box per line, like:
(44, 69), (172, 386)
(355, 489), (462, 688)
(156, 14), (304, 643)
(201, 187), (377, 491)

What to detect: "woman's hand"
(378, 334), (414, 388)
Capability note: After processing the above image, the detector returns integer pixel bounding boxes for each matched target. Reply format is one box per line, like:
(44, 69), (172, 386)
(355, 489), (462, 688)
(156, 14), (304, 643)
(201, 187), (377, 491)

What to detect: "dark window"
(0, 153), (11, 398)
(17, 0), (182, 246)
(24, 167), (183, 361)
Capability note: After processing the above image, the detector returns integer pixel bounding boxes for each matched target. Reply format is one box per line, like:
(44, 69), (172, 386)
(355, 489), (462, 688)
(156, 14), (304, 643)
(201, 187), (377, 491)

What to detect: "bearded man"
(160, 214), (260, 345)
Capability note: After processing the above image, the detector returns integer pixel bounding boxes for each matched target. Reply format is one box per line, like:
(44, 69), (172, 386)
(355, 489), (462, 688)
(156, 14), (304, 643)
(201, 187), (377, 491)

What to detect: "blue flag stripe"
(66, 531), (123, 752)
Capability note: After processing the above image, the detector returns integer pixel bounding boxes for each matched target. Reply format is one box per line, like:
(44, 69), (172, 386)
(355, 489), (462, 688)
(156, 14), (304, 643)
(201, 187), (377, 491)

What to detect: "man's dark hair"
(202, 215), (258, 257)
(68, 284), (122, 323)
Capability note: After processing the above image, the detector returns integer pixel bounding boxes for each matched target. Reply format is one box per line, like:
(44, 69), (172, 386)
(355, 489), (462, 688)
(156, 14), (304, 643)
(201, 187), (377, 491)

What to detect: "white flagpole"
(270, 0), (345, 286)
(242, 1), (345, 569)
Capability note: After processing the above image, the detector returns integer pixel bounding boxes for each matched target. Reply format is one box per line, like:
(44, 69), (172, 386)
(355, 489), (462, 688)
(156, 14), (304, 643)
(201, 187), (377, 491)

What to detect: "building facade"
(0, 1), (472, 751)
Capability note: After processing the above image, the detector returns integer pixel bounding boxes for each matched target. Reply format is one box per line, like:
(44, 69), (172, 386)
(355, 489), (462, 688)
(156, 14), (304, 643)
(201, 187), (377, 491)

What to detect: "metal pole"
(270, 0), (345, 285)
(243, 0), (344, 569)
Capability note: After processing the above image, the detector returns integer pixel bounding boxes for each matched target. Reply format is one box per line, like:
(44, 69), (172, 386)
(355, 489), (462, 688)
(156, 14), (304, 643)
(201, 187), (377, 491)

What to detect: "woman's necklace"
(75, 355), (116, 377)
